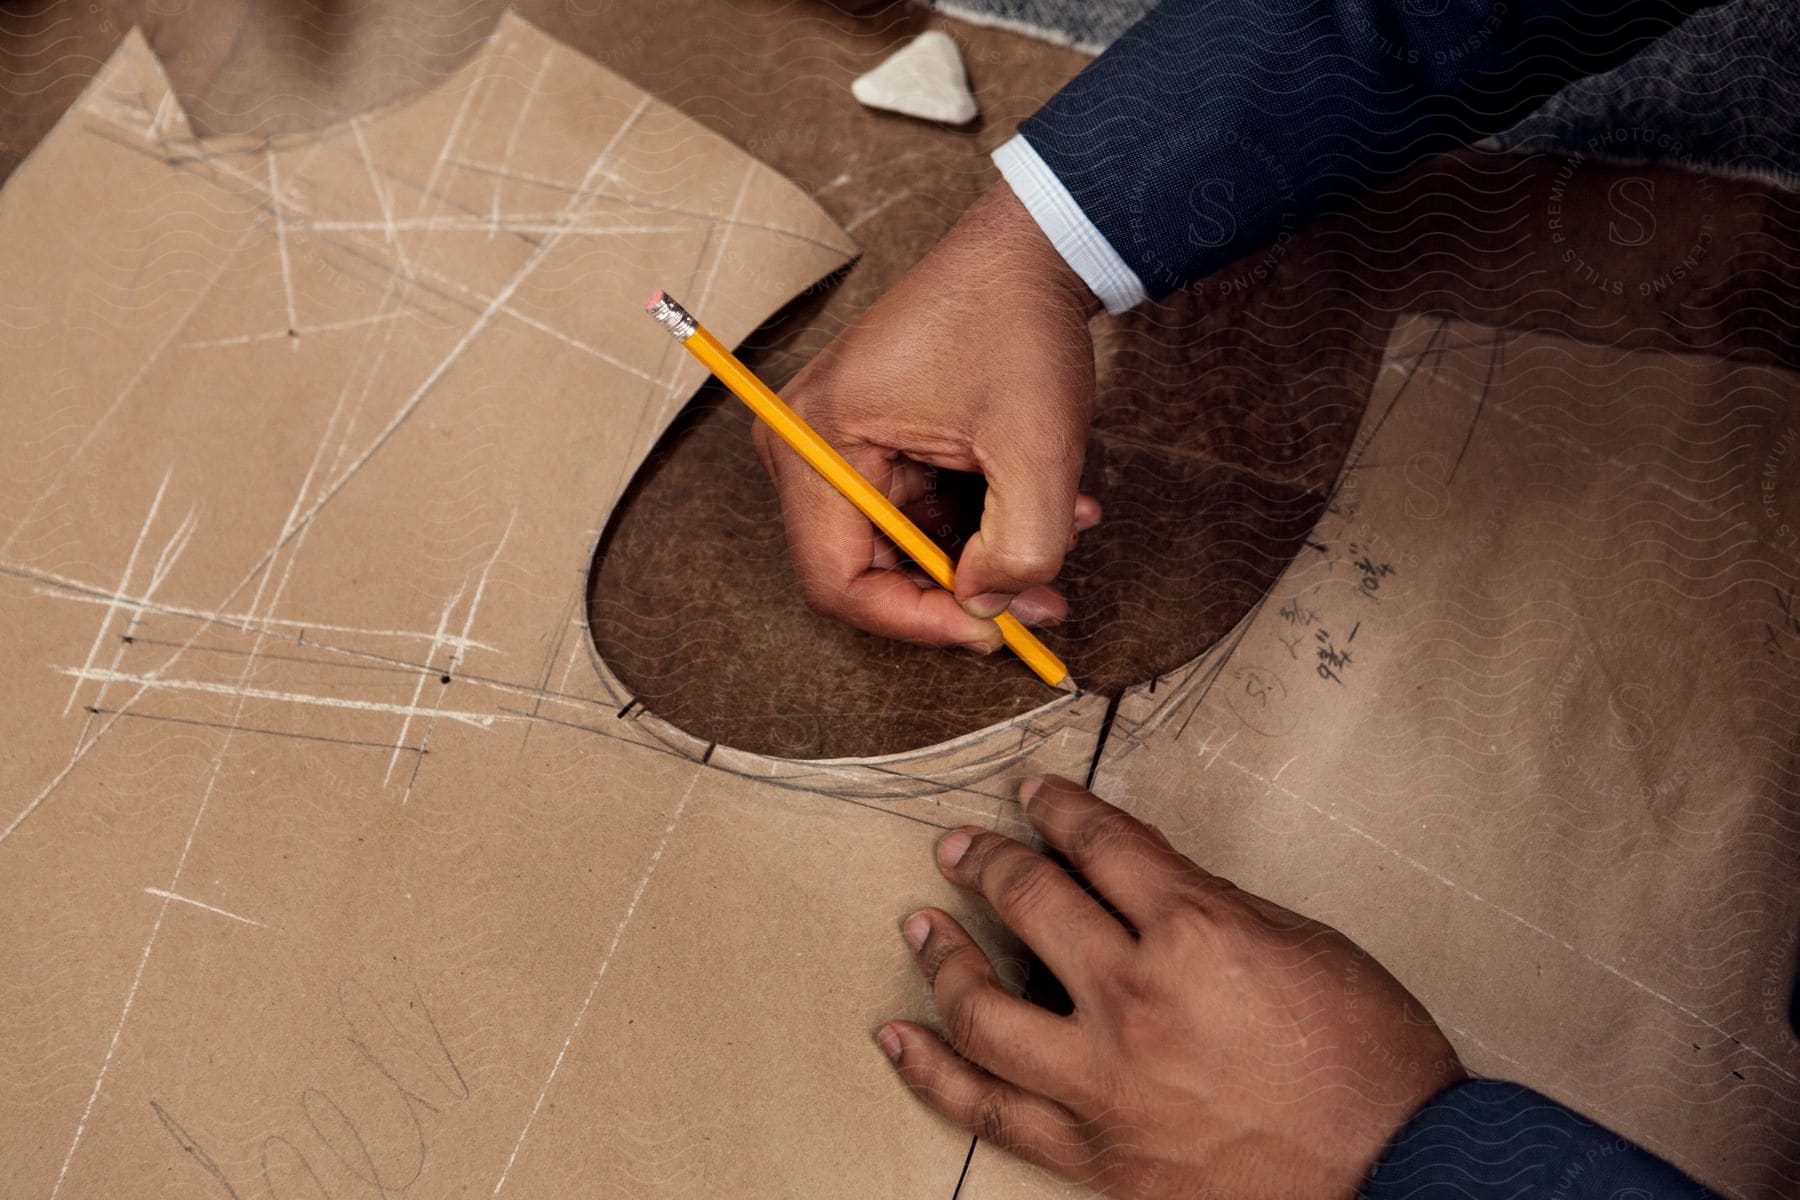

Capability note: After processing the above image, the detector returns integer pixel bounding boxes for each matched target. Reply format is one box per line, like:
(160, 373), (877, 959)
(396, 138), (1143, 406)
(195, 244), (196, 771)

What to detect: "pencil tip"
(1054, 676), (1078, 695)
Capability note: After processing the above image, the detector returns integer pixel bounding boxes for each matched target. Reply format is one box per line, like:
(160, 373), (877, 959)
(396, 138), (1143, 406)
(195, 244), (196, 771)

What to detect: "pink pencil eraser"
(644, 290), (665, 312)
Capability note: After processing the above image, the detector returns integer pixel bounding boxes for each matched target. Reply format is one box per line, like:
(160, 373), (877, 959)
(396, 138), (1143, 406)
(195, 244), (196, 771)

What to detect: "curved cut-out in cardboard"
(586, 353), (1346, 761)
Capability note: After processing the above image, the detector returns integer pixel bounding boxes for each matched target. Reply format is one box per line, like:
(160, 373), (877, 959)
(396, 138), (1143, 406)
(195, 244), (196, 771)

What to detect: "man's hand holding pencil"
(753, 181), (1103, 652)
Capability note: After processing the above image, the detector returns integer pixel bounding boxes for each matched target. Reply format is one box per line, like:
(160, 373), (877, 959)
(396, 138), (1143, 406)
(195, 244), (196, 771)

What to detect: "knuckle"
(1158, 894), (1241, 960)
(969, 1085), (1021, 1148)
(983, 542), (1060, 586)
(918, 930), (963, 983)
(955, 831), (1012, 881)
(1095, 961), (1162, 1009)
(1066, 808), (1139, 861)
(940, 983), (999, 1058)
(1190, 871), (1256, 916)
(796, 576), (848, 621)
(1167, 883), (1227, 928)
(778, 364), (826, 410)
(989, 855), (1059, 919)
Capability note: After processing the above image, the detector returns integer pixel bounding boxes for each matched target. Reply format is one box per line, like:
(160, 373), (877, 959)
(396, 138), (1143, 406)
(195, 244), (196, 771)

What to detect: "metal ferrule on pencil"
(646, 291), (697, 342)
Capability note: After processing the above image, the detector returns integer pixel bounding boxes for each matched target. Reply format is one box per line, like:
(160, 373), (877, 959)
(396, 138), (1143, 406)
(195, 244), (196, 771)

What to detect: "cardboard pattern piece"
(0, 17), (1115, 1197)
(961, 315), (1800, 1199)
(6, 16), (1797, 1200)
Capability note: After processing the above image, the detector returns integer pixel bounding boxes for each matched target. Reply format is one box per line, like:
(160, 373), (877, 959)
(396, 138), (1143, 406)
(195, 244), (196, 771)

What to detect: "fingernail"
(1008, 593), (1061, 628)
(937, 829), (972, 868)
(961, 592), (1011, 619)
(1017, 778), (1043, 812)
(902, 910), (931, 951)
(876, 1025), (903, 1064)
(956, 637), (1000, 655)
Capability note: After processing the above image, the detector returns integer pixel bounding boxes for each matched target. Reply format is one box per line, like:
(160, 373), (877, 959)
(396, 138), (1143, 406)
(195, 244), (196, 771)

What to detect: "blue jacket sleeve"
(1360, 1080), (1722, 1199)
(1017, 0), (1718, 299)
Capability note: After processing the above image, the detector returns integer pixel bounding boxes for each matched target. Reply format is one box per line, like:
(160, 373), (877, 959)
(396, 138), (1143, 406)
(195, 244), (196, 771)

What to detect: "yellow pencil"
(645, 290), (1072, 691)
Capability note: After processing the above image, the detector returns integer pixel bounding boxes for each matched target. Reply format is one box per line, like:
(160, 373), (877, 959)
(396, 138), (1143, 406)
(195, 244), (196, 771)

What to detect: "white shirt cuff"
(992, 133), (1148, 315)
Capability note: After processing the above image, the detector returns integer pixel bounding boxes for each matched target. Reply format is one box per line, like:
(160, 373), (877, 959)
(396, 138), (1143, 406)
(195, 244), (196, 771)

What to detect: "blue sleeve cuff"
(991, 133), (1148, 315)
(1361, 1080), (1721, 1200)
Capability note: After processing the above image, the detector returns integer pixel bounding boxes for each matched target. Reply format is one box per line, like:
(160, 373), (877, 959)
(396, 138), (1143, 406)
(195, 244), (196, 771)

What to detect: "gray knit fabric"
(926, 0), (1799, 184)
(920, 0), (1156, 53)
(1492, 0), (1800, 185)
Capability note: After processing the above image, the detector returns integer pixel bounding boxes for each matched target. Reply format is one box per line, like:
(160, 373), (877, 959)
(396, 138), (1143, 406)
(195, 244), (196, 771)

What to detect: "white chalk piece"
(851, 31), (979, 126)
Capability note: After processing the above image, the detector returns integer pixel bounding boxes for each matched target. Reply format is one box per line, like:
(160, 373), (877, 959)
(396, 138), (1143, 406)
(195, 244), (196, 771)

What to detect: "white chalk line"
(444, 156), (848, 255)
(400, 256), (659, 384)
(491, 47), (553, 236)
(26, 577), (499, 654)
(47, 296), (400, 1188)
(4, 571), (604, 727)
(0, 213), (272, 847)
(287, 94), (651, 550)
(491, 770), (699, 1196)
(843, 187), (916, 233)
(147, 91), (175, 142)
(64, 471), (171, 716)
(143, 887), (266, 929)
(386, 585), (465, 787)
(56, 667), (516, 730)
(2, 744), (101, 846)
(30, 149), (415, 1200)
(0, 223), (258, 560)
(51, 762), (224, 1197)
(87, 506), (197, 719)
(416, 53), (489, 223)
(15, 273), (455, 851)
(266, 146), (299, 348)
(40, 83), (655, 1190)
(51, 759), (236, 1196)
(306, 218), (684, 236)
(400, 513), (518, 796)
(350, 115), (416, 283)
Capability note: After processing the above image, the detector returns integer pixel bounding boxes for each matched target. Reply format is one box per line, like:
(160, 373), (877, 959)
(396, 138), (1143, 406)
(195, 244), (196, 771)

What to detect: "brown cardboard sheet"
(0, 16), (1113, 1196)
(963, 314), (1800, 1199)
(7, 16), (1797, 1199)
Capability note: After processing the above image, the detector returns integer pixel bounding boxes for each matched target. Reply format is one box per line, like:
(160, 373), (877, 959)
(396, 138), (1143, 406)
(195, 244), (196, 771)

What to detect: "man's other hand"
(878, 776), (1466, 1200)
(755, 182), (1101, 651)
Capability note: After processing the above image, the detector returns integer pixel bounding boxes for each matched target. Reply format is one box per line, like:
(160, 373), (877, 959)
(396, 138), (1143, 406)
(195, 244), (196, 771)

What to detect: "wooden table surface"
(5, 0), (1796, 759)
